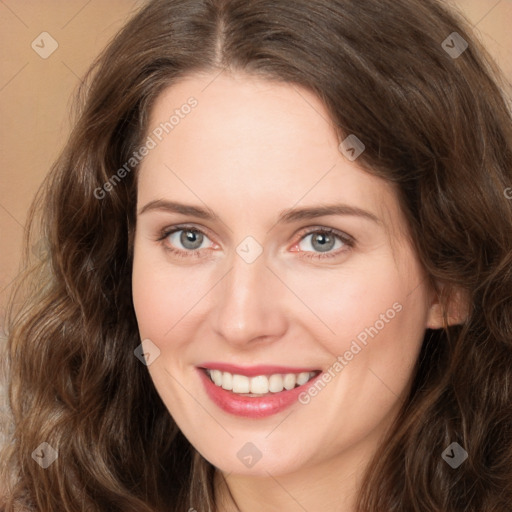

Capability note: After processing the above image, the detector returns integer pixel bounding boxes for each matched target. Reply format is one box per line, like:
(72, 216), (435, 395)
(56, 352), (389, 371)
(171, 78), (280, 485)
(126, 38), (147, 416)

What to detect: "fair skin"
(131, 72), (455, 512)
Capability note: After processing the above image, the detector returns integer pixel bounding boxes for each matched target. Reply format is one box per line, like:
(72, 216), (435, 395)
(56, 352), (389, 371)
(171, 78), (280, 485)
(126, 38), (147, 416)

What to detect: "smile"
(197, 364), (323, 418)
(205, 368), (319, 395)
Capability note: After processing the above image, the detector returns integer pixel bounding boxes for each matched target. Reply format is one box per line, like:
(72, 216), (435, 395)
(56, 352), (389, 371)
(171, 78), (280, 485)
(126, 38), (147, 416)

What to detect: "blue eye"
(157, 225), (354, 260)
(168, 229), (209, 250)
(294, 228), (353, 260)
(299, 231), (343, 253)
(159, 227), (213, 256)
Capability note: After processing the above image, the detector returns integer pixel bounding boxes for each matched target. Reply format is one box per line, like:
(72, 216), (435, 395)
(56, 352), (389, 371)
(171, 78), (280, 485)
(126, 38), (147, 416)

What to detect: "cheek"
(286, 259), (428, 448)
(131, 242), (209, 340)
(132, 250), (168, 339)
(290, 252), (429, 380)
(131, 245), (208, 416)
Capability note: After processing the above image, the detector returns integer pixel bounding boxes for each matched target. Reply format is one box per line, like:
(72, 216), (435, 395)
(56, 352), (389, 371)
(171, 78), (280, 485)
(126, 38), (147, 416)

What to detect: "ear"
(426, 284), (469, 329)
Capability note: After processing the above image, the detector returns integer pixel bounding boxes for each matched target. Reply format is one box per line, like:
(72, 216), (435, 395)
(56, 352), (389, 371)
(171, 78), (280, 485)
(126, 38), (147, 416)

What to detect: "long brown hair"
(2, 0), (512, 510)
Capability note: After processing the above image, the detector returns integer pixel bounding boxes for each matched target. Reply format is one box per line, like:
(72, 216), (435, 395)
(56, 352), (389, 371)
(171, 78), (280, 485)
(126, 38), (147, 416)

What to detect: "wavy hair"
(1, 0), (512, 510)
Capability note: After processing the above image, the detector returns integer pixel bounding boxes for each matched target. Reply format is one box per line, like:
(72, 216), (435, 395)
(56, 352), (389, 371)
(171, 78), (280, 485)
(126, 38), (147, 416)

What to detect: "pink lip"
(199, 362), (318, 377)
(197, 367), (322, 418)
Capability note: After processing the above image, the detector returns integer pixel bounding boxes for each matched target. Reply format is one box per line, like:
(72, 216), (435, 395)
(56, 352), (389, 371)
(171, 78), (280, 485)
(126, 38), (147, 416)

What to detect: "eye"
(292, 227), (354, 259)
(158, 226), (216, 257)
(157, 225), (354, 260)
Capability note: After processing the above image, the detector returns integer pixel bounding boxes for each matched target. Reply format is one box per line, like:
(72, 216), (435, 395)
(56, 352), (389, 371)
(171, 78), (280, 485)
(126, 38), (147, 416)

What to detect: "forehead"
(144, 72), (338, 173)
(137, 72), (402, 236)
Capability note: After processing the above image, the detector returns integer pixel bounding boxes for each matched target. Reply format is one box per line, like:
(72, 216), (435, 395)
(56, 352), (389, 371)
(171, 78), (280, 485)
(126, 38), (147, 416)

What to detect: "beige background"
(0, 0), (512, 331)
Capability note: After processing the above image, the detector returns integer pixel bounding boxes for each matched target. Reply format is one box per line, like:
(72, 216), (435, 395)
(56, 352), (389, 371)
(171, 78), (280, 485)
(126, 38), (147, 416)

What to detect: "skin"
(131, 71), (454, 512)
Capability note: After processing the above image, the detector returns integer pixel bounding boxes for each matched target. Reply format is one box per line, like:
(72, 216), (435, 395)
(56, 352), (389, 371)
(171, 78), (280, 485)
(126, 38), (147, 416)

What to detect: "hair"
(1, 0), (512, 510)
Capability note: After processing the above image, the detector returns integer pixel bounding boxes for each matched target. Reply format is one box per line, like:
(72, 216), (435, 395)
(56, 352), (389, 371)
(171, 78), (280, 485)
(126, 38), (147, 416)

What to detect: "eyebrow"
(137, 199), (380, 225)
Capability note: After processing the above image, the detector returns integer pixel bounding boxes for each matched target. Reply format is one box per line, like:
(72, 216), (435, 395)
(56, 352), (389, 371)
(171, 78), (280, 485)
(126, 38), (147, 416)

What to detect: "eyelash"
(156, 225), (355, 260)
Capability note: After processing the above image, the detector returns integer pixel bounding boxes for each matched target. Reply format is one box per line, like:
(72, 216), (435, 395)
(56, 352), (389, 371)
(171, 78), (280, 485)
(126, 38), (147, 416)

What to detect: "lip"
(197, 366), (322, 418)
(199, 362), (319, 377)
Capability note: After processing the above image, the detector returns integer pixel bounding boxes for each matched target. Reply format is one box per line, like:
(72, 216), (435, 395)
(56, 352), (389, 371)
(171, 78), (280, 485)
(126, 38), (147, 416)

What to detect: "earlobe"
(426, 286), (469, 330)
(426, 302), (444, 330)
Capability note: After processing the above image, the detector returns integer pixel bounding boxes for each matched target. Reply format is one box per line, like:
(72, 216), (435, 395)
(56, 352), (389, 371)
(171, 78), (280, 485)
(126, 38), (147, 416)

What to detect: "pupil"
(181, 230), (203, 250)
(313, 233), (334, 252)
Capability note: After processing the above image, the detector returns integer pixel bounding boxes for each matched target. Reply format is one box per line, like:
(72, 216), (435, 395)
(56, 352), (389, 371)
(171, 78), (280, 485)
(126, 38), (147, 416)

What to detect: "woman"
(1, 0), (512, 510)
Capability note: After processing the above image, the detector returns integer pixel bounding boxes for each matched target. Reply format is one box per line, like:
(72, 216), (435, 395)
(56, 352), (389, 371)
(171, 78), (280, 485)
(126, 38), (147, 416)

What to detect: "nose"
(210, 250), (288, 347)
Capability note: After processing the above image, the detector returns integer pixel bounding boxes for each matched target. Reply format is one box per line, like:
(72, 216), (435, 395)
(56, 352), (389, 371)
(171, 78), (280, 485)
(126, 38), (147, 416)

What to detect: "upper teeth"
(205, 369), (317, 394)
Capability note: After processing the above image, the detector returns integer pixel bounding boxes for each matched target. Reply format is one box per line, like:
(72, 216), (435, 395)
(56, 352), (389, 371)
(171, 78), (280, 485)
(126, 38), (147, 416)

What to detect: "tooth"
(283, 373), (296, 390)
(211, 369), (223, 386)
(209, 369), (317, 394)
(268, 374), (284, 392)
(296, 372), (310, 386)
(250, 375), (269, 394)
(221, 371), (233, 390)
(232, 374), (250, 393)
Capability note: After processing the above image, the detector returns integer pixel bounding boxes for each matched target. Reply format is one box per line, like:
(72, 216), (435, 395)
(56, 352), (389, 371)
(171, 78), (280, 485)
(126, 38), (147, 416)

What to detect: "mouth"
(202, 367), (321, 396)
(196, 364), (323, 418)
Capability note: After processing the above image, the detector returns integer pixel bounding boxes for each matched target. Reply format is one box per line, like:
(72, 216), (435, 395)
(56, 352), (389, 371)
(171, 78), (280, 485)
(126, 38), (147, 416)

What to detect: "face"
(132, 72), (436, 477)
